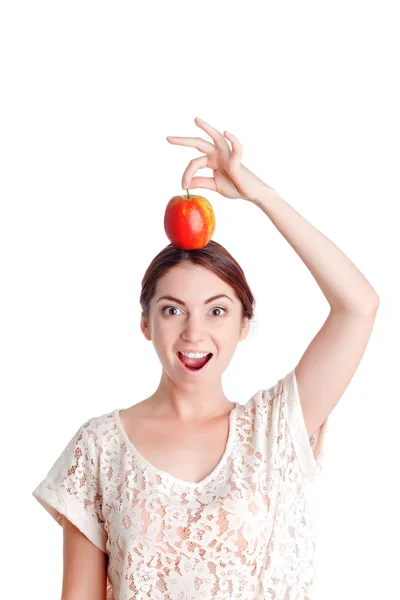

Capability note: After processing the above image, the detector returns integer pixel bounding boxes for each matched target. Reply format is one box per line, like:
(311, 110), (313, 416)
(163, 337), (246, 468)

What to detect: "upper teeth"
(181, 352), (209, 358)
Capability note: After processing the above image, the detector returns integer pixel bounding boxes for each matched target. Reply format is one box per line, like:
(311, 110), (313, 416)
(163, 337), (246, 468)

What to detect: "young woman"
(32, 117), (380, 599)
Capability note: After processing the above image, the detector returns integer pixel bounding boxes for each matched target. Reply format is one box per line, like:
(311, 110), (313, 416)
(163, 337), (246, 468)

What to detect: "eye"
(209, 307), (227, 317)
(162, 305), (183, 317)
(161, 306), (227, 317)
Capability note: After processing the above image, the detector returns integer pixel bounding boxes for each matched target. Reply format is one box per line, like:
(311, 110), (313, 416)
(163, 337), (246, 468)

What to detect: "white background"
(1, 1), (399, 598)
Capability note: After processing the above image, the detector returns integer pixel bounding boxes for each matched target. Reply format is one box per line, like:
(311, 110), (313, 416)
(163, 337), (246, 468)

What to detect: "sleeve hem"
(32, 484), (107, 554)
(282, 367), (326, 478)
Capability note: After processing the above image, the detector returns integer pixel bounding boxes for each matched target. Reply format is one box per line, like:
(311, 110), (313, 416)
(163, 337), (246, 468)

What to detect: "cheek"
(151, 323), (178, 351)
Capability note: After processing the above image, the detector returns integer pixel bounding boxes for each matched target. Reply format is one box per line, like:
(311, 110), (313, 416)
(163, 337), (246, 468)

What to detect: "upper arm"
(295, 303), (380, 441)
(62, 515), (108, 600)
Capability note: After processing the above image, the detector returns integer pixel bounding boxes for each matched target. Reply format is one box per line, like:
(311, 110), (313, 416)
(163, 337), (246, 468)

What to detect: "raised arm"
(253, 189), (379, 440)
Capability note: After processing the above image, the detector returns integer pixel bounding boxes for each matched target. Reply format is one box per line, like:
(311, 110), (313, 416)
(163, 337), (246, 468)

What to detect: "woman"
(32, 117), (380, 599)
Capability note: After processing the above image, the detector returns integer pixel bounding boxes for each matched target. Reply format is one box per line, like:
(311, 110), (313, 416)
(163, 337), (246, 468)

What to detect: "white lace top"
(32, 367), (328, 599)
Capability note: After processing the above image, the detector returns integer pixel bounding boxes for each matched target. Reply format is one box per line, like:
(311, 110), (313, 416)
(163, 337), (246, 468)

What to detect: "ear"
(239, 317), (251, 341)
(140, 315), (151, 340)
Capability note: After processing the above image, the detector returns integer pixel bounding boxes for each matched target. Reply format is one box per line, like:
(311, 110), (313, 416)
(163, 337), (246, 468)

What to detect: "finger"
(181, 155), (208, 189)
(194, 117), (231, 157)
(166, 136), (215, 155)
(224, 130), (243, 166)
(185, 176), (217, 192)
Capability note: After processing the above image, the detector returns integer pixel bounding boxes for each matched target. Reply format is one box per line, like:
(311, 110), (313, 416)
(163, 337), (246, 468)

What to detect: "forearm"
(252, 189), (380, 314)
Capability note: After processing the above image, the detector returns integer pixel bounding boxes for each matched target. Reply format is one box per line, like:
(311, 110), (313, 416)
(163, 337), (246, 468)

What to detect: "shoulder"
(239, 375), (284, 416)
(76, 408), (119, 452)
(235, 374), (293, 443)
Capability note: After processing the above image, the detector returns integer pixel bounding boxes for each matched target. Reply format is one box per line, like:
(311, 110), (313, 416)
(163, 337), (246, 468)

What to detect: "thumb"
(183, 176), (217, 192)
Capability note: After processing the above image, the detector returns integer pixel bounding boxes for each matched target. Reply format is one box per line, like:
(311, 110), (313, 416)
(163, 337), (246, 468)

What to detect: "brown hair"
(140, 240), (256, 327)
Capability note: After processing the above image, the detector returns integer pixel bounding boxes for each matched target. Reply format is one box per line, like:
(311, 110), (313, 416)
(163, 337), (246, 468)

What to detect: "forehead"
(155, 264), (234, 297)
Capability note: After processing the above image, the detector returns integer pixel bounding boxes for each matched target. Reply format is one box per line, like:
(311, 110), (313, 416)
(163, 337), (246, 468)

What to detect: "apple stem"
(186, 188), (190, 198)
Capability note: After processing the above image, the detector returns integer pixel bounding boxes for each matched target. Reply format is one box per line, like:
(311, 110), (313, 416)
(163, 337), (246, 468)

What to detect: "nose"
(180, 316), (209, 343)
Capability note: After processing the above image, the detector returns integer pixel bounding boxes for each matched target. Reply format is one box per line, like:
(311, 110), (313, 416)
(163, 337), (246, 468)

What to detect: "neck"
(148, 370), (234, 422)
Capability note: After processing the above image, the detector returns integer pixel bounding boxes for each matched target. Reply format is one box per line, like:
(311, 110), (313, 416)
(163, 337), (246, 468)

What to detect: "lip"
(176, 351), (214, 377)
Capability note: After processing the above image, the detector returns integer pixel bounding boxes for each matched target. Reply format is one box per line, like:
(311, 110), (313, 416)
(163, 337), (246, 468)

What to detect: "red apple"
(164, 194), (216, 250)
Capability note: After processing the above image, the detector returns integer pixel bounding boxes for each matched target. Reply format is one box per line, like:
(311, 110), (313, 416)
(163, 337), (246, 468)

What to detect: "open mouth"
(177, 352), (213, 371)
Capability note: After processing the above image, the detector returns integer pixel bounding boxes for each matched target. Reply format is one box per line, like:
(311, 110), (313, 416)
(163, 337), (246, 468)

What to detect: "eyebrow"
(156, 294), (233, 306)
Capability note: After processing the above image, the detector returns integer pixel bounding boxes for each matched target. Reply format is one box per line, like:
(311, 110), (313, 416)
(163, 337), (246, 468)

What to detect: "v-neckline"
(113, 404), (238, 489)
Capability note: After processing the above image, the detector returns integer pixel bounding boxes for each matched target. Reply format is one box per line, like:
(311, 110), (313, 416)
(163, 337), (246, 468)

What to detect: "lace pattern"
(32, 367), (328, 599)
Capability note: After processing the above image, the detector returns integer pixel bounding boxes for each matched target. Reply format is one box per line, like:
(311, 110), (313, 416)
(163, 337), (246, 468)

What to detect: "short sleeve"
(281, 367), (329, 478)
(32, 421), (107, 553)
